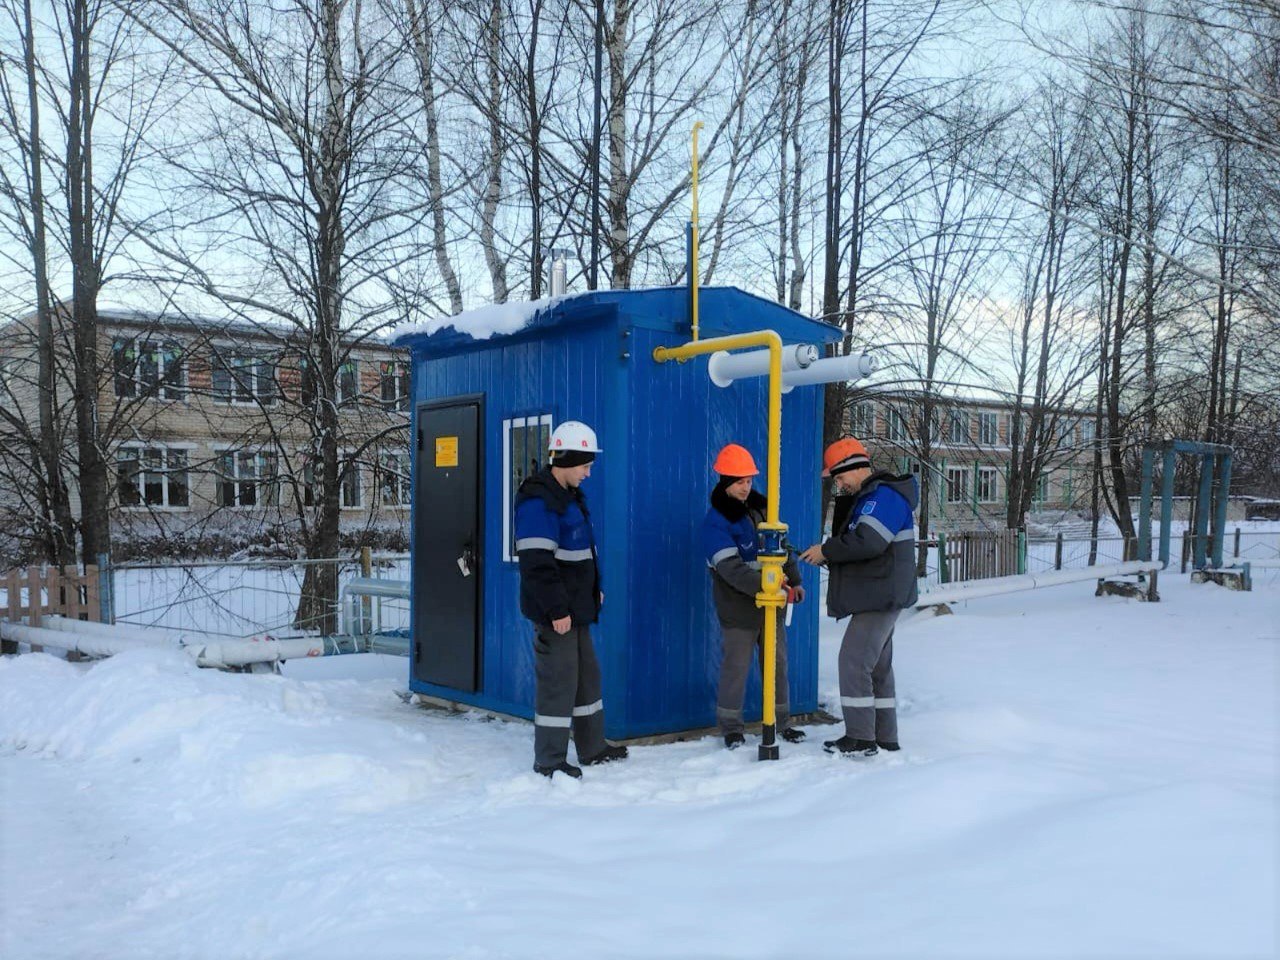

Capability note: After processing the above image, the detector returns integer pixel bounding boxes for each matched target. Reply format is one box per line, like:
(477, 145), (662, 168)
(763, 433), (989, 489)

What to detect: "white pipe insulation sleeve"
(42, 615), (190, 645)
(915, 561), (1161, 607)
(707, 344), (819, 387)
(183, 638), (324, 668)
(779, 352), (876, 388)
(0, 621), (161, 657)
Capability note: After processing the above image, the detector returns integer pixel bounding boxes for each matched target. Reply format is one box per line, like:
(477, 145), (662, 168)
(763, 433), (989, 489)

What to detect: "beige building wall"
(845, 396), (1098, 534)
(0, 311), (412, 557)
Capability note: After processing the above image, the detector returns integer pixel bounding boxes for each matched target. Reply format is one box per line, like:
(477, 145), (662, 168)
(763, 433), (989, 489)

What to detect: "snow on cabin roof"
(388, 286), (841, 353)
(388, 295), (569, 345)
(388, 290), (611, 350)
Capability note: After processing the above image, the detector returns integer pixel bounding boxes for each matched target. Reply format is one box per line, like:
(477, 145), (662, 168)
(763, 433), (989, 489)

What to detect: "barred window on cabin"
(505, 415), (553, 561)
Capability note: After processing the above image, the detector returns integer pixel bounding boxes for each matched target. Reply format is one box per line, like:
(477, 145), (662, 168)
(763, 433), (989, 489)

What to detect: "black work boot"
(580, 744), (628, 766)
(780, 727), (807, 743)
(823, 736), (878, 758)
(534, 761), (583, 779)
(723, 732), (746, 750)
(876, 740), (901, 751)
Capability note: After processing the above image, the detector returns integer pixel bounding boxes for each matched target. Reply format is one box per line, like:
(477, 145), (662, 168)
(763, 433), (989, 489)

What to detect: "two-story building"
(0, 308), (411, 559)
(844, 389), (1099, 533)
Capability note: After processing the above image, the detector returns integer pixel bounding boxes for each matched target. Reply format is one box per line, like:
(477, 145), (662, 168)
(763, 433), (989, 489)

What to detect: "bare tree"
(130, 0), (423, 632)
(0, 0), (169, 565)
(1002, 80), (1100, 529)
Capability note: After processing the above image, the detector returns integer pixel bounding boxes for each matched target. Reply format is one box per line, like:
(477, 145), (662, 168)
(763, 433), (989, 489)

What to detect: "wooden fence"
(938, 530), (1023, 583)
(1, 564), (102, 654)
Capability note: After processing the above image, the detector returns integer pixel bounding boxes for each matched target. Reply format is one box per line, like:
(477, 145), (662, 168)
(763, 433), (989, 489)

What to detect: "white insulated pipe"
(915, 560), (1161, 608)
(42, 614), (189, 644)
(707, 344), (818, 388)
(1, 621), (158, 658)
(3, 618), (324, 668)
(780, 352), (876, 388)
(181, 637), (324, 668)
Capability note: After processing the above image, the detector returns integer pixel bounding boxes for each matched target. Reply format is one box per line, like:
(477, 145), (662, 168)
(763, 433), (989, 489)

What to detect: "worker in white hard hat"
(514, 420), (628, 779)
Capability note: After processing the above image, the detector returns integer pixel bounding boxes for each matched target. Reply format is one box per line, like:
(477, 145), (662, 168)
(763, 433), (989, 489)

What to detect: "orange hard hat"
(712, 443), (760, 477)
(822, 437), (871, 478)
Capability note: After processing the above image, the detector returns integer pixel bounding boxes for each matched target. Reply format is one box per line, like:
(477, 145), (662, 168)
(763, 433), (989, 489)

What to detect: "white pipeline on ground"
(915, 560), (1161, 608)
(1, 617), (323, 668)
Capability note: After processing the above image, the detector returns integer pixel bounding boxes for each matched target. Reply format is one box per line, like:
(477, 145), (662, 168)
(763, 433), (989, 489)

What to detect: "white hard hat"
(548, 420), (601, 454)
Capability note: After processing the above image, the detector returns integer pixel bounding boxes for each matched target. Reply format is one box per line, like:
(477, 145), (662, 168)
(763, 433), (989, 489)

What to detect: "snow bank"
(1, 575), (1277, 959)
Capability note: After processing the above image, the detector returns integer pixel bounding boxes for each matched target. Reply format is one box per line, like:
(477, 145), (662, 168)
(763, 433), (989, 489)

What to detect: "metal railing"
(107, 554), (410, 641)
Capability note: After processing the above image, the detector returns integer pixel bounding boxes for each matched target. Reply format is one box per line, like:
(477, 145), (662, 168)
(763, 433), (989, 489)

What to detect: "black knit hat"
(551, 449), (596, 468)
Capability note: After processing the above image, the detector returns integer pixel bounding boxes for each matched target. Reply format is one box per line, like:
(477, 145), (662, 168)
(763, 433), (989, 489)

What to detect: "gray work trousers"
(533, 623), (608, 768)
(716, 616), (790, 736)
(837, 609), (900, 742)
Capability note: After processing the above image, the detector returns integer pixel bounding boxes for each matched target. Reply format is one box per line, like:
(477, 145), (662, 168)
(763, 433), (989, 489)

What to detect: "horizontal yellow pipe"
(653, 330), (788, 737)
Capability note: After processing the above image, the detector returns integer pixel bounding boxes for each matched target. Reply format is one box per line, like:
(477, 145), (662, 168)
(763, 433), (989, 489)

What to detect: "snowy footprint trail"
(2, 573), (1277, 960)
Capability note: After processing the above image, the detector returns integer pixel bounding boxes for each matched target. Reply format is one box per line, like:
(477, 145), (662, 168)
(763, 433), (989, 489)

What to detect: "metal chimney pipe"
(550, 251), (568, 297)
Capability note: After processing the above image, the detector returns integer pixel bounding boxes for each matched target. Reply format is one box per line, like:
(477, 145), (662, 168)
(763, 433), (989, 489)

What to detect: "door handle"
(457, 543), (474, 577)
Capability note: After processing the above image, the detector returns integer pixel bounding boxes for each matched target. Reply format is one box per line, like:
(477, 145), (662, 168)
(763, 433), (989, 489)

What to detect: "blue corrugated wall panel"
(402, 287), (836, 739)
(407, 318), (618, 722)
(620, 311), (826, 737)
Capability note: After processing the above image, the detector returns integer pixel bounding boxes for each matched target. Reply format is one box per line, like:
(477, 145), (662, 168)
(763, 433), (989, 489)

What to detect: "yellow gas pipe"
(653, 332), (787, 760)
(690, 121), (704, 342)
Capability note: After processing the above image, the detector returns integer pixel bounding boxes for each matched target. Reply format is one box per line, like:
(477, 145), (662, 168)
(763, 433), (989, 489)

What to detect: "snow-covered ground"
(2, 572), (1277, 960)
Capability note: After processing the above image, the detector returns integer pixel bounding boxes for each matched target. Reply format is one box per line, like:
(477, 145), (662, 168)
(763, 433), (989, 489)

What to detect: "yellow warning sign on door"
(435, 436), (459, 467)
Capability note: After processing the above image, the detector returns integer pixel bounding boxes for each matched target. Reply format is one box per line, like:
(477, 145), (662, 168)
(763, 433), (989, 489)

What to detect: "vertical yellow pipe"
(756, 340), (785, 757)
(691, 121), (704, 342)
(652, 331), (788, 758)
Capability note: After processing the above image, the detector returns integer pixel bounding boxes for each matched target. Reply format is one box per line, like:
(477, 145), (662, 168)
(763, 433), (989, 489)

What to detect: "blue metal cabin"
(392, 286), (841, 739)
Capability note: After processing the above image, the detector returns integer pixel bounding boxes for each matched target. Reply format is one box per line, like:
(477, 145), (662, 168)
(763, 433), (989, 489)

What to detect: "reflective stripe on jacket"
(515, 468), (601, 627)
(701, 485), (801, 630)
(822, 472), (919, 617)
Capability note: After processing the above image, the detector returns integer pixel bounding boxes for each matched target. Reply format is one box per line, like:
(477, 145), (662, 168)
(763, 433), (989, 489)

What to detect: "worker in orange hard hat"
(800, 436), (919, 758)
(700, 443), (807, 749)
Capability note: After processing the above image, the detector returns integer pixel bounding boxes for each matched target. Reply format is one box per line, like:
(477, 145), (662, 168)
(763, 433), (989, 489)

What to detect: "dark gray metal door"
(413, 397), (482, 691)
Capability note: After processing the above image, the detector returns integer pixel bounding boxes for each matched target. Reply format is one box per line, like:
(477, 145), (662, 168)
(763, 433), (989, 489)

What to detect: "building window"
(945, 466), (969, 504)
(1080, 419), (1096, 445)
(1032, 472), (1049, 504)
(852, 401), (876, 439)
(976, 466), (1000, 503)
(212, 352), (276, 405)
(379, 450), (411, 506)
(504, 414), (553, 561)
(337, 360), (359, 405)
(1010, 413), (1032, 448)
(113, 339), (185, 400)
(380, 360), (410, 412)
(886, 407), (908, 443)
(218, 450), (278, 507)
(978, 412), (999, 445)
(1056, 419), (1075, 445)
(117, 446), (190, 509)
(948, 409), (969, 445)
(340, 456), (362, 508)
